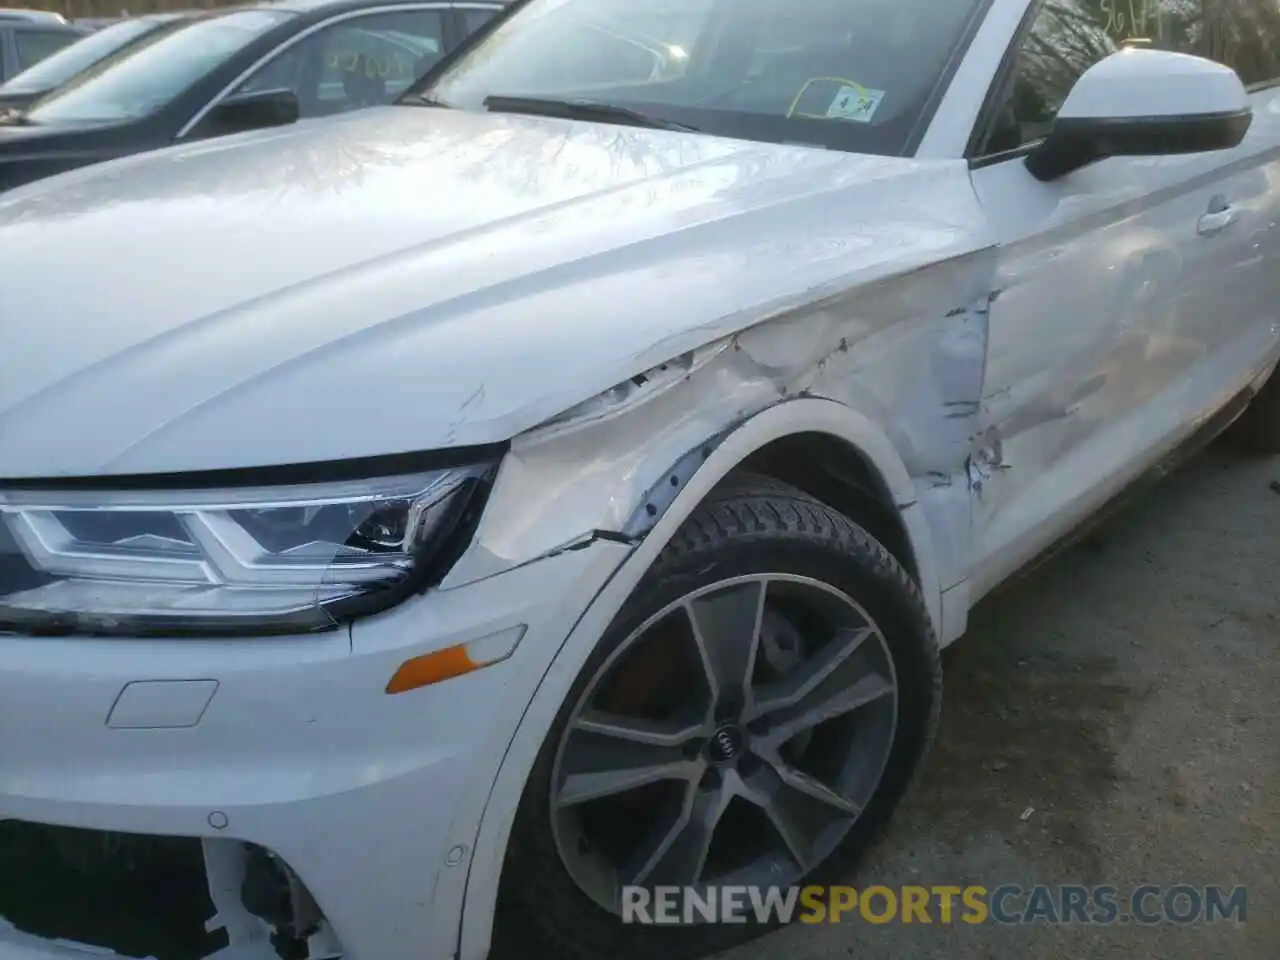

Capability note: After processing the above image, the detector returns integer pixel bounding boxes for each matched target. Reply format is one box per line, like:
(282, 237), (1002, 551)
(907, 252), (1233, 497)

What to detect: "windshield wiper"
(404, 93), (455, 108)
(482, 95), (696, 132)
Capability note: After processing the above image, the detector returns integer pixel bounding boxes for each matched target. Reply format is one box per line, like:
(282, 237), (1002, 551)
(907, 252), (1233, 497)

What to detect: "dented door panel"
(971, 156), (1213, 596)
(968, 121), (1280, 599)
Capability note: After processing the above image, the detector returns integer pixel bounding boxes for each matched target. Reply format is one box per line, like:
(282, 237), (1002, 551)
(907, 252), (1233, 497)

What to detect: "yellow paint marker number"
(325, 50), (413, 82)
(1102, 0), (1156, 42)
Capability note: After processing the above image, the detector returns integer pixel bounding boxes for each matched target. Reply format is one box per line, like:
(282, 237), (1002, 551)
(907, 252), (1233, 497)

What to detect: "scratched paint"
(450, 247), (998, 596)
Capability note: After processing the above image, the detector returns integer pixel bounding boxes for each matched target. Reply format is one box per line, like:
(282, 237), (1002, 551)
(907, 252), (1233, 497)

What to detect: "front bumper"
(0, 540), (628, 960)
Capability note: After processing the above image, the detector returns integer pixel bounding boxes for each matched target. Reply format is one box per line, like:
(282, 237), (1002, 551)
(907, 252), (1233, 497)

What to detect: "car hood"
(0, 106), (985, 478)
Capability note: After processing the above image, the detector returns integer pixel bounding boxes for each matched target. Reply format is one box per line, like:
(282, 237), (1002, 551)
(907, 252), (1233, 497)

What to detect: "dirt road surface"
(722, 446), (1279, 960)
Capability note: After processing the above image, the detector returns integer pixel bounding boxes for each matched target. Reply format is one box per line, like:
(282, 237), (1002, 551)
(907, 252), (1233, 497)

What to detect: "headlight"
(0, 462), (494, 637)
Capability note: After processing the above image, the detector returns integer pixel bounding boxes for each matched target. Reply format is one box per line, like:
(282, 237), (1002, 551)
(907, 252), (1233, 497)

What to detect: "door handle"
(1198, 194), (1237, 236)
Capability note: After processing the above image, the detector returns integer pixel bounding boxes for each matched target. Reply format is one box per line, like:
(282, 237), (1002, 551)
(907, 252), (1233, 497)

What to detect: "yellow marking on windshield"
(787, 77), (868, 120)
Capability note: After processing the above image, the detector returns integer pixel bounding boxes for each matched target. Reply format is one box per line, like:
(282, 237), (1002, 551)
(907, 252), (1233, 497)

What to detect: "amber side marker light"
(386, 626), (526, 694)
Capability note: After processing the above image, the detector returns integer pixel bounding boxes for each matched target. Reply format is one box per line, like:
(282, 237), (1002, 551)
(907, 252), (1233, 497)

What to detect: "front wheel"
(494, 476), (941, 960)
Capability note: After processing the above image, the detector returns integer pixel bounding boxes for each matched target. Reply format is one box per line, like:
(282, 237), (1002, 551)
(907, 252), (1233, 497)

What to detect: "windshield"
(26, 10), (293, 124)
(420, 0), (987, 155)
(0, 18), (171, 94)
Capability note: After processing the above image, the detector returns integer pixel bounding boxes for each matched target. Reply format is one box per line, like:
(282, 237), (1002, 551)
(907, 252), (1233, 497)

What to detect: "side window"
(459, 8), (500, 34)
(230, 9), (447, 118)
(982, 0), (1280, 156)
(14, 29), (79, 70)
(238, 43), (306, 96)
(983, 4), (1118, 155)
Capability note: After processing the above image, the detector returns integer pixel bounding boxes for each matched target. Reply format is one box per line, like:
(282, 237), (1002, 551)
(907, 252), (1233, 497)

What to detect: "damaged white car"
(1, 0), (1279, 958)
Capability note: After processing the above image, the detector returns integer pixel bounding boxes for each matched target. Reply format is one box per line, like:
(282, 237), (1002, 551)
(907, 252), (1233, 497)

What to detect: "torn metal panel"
(788, 256), (994, 593)
(967, 427), (1006, 497)
(448, 240), (998, 594)
(444, 342), (784, 586)
(622, 431), (729, 539)
(203, 839), (274, 951)
(299, 927), (343, 960)
(790, 256), (993, 477)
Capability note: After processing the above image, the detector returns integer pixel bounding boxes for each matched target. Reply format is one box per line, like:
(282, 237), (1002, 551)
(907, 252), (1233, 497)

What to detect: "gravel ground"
(724, 446), (1279, 960)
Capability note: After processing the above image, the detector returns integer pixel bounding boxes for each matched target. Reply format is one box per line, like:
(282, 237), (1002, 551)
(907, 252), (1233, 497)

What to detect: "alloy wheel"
(549, 573), (899, 914)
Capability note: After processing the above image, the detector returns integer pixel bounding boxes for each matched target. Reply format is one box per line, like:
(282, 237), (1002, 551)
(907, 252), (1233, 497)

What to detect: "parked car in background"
(72, 17), (128, 31)
(0, 12), (190, 112)
(0, 11), (83, 82)
(76, 8), (210, 30)
(0, 0), (508, 192)
(0, 8), (67, 24)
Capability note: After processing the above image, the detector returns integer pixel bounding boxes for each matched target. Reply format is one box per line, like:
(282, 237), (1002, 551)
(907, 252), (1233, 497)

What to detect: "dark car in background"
(0, 8), (68, 23)
(0, 10), (85, 82)
(72, 17), (127, 31)
(0, 12), (190, 112)
(0, 0), (508, 193)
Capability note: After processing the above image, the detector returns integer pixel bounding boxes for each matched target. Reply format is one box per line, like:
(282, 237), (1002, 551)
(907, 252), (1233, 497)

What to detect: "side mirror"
(1026, 49), (1252, 182)
(204, 87), (300, 136)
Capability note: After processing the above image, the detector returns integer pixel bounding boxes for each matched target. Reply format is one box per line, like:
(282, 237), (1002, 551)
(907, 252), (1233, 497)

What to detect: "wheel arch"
(455, 396), (942, 960)
(732, 431), (921, 584)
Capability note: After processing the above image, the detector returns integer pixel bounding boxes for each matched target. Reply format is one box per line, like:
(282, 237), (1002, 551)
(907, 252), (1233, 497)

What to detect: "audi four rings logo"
(709, 725), (742, 762)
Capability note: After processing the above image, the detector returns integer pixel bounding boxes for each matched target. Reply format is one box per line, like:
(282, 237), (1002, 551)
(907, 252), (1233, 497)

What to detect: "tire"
(492, 474), (941, 960)
(1225, 369), (1280, 455)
